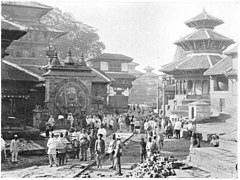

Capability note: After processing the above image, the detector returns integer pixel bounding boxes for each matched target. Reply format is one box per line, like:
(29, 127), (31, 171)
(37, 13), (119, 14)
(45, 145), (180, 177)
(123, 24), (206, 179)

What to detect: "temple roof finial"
(78, 53), (87, 66)
(64, 47), (75, 65)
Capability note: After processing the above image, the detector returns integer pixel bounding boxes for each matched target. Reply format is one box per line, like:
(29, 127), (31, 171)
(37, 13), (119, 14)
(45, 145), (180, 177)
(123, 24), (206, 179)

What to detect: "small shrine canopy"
(87, 53), (133, 63)
(185, 8), (224, 29)
(174, 29), (235, 45)
(160, 54), (222, 73)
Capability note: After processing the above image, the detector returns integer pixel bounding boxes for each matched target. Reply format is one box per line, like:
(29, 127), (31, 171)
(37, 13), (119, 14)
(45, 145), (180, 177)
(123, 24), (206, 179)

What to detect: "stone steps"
(188, 147), (237, 178)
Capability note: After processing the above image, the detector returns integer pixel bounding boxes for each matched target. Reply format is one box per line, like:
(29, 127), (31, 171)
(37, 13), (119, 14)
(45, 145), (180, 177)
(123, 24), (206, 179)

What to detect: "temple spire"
(64, 47), (75, 65)
(78, 53), (86, 66)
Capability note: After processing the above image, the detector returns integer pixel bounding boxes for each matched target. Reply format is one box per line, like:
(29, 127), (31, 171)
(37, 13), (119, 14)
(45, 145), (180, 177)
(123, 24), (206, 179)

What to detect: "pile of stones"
(133, 154), (184, 178)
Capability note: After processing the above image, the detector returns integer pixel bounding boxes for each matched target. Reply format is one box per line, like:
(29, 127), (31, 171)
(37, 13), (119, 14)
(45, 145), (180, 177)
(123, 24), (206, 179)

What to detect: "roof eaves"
(2, 60), (44, 81)
(91, 68), (111, 82)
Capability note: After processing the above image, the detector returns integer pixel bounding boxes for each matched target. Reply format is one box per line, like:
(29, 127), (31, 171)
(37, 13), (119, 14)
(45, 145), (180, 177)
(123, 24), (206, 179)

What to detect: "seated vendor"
(210, 135), (219, 147)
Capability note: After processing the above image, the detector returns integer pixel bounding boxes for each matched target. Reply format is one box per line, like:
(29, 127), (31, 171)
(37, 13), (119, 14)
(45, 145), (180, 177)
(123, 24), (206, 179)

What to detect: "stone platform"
(188, 147), (238, 178)
(5, 139), (45, 155)
(2, 126), (41, 140)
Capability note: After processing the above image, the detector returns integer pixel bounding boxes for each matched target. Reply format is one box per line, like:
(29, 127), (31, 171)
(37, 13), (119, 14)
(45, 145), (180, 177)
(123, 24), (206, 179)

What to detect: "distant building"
(160, 9), (235, 120)
(128, 61), (144, 78)
(87, 53), (136, 111)
(204, 44), (238, 117)
(129, 66), (160, 106)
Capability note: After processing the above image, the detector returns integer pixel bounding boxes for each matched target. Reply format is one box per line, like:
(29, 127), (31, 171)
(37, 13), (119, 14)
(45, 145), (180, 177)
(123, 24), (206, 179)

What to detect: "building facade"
(204, 45), (238, 117)
(87, 53), (136, 111)
(160, 9), (235, 119)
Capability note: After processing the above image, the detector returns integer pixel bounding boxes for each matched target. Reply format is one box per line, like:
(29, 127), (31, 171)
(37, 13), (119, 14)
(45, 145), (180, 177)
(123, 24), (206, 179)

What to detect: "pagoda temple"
(160, 8), (235, 119)
(129, 66), (160, 106)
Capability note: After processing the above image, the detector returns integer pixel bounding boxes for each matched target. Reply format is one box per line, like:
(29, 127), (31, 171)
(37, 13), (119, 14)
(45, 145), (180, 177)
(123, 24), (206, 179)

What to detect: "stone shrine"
(43, 46), (95, 128)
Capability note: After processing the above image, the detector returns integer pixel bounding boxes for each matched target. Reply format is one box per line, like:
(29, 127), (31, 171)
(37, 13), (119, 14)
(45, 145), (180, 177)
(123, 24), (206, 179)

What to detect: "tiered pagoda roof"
(185, 8), (224, 29)
(174, 29), (234, 45)
(2, 1), (65, 38)
(161, 54), (222, 73)
(160, 9), (235, 75)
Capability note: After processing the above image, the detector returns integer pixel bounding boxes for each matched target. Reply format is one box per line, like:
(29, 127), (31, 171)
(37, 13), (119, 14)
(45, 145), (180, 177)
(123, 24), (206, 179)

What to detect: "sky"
(42, 0), (239, 73)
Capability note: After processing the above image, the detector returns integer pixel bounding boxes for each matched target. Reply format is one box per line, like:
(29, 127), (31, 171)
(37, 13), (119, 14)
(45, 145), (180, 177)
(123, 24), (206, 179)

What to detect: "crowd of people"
(1, 106), (220, 172)
(44, 111), (126, 168)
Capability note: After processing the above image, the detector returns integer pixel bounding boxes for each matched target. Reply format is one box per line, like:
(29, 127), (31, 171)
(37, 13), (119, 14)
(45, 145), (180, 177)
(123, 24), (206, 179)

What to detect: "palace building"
(160, 8), (235, 120)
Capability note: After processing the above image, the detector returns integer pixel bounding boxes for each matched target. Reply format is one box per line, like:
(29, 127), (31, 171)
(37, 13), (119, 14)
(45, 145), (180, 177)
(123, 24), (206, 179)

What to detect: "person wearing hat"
(114, 134), (123, 176)
(95, 133), (105, 168)
(10, 135), (20, 163)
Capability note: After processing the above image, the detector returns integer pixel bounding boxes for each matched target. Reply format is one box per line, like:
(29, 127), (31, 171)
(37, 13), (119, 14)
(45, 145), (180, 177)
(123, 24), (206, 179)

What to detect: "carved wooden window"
(108, 62), (121, 72)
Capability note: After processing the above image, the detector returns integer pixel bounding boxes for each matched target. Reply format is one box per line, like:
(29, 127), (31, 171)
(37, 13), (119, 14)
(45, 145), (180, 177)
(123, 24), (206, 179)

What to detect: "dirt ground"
(84, 134), (211, 178)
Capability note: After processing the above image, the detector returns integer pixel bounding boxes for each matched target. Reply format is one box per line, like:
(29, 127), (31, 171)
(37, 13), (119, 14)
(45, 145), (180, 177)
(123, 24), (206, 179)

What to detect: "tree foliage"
(41, 8), (105, 60)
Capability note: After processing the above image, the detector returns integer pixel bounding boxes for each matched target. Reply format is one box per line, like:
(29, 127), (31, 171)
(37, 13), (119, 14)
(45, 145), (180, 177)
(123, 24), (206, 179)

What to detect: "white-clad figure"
(48, 115), (55, 131)
(10, 135), (20, 163)
(67, 113), (74, 128)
